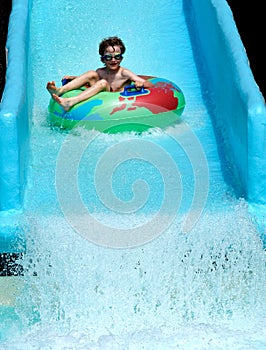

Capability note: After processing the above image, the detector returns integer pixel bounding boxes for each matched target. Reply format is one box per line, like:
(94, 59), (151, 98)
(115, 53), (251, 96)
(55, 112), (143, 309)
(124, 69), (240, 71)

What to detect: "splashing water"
(2, 182), (266, 349)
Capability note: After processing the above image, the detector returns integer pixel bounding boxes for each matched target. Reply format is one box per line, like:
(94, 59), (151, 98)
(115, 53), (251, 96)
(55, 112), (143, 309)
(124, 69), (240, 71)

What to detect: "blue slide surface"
(1, 0), (265, 250)
(0, 1), (265, 348)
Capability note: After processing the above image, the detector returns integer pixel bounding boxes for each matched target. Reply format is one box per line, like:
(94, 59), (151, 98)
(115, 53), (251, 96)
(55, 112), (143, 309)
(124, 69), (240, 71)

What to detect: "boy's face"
(101, 45), (123, 71)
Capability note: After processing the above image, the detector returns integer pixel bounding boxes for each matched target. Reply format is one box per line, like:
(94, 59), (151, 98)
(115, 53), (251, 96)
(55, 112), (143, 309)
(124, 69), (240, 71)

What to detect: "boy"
(46, 36), (153, 111)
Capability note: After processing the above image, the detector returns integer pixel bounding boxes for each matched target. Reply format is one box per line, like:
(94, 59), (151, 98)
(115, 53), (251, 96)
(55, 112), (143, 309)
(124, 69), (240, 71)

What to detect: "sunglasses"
(102, 53), (123, 61)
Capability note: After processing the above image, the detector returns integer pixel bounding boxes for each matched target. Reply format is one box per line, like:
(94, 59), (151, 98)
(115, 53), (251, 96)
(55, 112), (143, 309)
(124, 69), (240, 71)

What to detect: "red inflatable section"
(110, 81), (178, 115)
(134, 82), (178, 114)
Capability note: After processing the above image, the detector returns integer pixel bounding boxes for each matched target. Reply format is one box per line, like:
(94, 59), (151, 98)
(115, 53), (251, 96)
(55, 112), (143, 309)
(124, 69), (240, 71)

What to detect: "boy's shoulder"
(96, 67), (106, 74)
(96, 67), (107, 78)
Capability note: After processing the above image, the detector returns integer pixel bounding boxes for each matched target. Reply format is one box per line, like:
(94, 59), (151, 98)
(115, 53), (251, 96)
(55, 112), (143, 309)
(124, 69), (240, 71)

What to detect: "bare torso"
(96, 66), (132, 92)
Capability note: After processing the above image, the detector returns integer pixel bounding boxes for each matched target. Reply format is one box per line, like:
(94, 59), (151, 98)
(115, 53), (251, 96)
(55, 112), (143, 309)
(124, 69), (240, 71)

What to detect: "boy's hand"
(134, 80), (154, 89)
(134, 80), (145, 88)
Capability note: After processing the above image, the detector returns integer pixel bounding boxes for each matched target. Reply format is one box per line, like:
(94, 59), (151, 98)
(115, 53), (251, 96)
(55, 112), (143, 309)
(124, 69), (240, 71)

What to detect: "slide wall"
(185, 0), (266, 205)
(0, 0), (30, 252)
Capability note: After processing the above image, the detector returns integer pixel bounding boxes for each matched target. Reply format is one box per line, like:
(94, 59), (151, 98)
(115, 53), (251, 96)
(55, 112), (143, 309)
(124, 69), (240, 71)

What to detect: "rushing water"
(1, 0), (265, 349)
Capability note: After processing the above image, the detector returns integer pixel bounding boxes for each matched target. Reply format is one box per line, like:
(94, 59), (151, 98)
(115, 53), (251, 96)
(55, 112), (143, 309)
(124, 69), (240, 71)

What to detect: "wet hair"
(99, 36), (126, 56)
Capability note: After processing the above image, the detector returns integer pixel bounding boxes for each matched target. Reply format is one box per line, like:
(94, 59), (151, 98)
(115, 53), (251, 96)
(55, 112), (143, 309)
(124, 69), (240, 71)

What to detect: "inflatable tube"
(48, 77), (186, 133)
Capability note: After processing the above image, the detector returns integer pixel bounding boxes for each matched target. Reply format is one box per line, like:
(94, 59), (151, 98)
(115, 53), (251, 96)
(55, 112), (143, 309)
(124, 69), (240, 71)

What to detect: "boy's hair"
(99, 36), (126, 56)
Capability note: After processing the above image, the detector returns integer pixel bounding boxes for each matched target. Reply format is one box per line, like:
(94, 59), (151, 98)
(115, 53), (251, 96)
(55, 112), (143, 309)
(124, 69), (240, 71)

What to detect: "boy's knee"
(98, 79), (108, 90)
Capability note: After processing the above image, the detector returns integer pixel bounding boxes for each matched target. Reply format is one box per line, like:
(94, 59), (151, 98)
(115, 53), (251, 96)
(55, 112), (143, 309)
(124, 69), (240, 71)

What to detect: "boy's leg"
(47, 70), (99, 97)
(52, 79), (110, 111)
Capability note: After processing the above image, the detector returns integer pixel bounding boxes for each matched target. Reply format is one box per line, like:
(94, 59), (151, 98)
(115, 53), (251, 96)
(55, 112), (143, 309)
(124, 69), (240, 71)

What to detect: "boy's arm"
(122, 68), (154, 88)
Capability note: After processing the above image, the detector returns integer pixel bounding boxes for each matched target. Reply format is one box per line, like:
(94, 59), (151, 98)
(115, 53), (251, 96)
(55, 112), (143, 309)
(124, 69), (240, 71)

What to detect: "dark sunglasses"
(101, 53), (123, 61)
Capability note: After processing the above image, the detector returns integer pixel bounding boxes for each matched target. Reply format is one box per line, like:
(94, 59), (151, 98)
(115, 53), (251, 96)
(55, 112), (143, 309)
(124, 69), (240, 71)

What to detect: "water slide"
(0, 0), (265, 348)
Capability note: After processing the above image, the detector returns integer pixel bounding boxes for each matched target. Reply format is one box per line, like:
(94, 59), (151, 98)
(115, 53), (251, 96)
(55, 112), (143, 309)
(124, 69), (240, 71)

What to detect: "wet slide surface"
(1, 1), (265, 349)
(28, 0), (222, 216)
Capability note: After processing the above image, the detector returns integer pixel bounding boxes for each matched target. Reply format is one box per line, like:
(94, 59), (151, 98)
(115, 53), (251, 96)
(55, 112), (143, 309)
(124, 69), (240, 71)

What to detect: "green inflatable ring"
(48, 76), (186, 133)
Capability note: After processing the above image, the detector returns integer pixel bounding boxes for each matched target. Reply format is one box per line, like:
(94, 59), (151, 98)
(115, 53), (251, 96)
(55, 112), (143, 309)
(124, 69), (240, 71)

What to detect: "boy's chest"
(106, 74), (129, 90)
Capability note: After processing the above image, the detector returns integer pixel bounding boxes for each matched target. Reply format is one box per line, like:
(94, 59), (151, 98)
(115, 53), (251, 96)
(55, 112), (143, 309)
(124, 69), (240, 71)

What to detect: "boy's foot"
(46, 81), (61, 97)
(52, 94), (72, 112)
